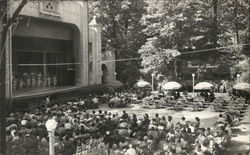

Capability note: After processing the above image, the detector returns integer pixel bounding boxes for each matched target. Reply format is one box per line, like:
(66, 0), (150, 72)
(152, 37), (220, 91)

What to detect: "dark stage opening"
(12, 36), (75, 94)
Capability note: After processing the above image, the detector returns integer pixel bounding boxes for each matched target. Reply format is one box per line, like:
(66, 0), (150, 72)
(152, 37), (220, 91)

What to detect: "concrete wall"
(88, 18), (102, 85)
(101, 51), (116, 83)
(88, 17), (117, 85)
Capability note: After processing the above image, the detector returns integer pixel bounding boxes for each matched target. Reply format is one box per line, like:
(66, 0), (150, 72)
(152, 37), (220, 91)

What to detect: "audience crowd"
(5, 93), (237, 155)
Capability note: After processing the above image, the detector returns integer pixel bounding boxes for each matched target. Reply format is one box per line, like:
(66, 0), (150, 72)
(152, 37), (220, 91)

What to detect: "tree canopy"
(89, 0), (147, 86)
(89, 0), (249, 85)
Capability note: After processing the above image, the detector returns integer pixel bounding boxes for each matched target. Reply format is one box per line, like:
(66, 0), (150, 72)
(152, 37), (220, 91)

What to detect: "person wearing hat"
(103, 130), (113, 149)
(180, 117), (187, 127)
(124, 144), (137, 155)
(216, 114), (226, 124)
(155, 113), (161, 125)
(121, 110), (129, 120)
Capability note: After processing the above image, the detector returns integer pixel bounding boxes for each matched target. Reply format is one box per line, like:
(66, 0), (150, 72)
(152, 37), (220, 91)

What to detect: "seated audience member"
(166, 116), (174, 131)
(216, 114), (226, 124)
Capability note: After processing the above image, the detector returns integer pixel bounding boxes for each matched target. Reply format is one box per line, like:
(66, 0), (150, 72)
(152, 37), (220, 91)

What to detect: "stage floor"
(13, 86), (82, 100)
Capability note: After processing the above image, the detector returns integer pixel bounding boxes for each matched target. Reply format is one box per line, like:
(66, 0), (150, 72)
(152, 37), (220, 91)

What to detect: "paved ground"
(96, 103), (218, 128)
(87, 93), (250, 154)
(225, 105), (250, 155)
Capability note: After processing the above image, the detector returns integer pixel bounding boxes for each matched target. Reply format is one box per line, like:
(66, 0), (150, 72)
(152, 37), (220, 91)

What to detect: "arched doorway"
(102, 64), (108, 84)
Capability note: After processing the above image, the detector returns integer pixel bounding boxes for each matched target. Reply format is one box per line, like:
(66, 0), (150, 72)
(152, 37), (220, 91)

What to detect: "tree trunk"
(234, 1), (239, 43)
(175, 59), (177, 78)
(0, 1), (7, 154)
(243, 0), (250, 56)
(0, 1), (28, 154)
(248, 0), (250, 48)
(212, 0), (218, 47)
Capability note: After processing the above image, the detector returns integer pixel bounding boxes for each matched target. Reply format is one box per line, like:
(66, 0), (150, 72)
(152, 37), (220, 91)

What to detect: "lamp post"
(151, 73), (155, 92)
(237, 74), (240, 83)
(192, 73), (195, 93)
(46, 119), (58, 155)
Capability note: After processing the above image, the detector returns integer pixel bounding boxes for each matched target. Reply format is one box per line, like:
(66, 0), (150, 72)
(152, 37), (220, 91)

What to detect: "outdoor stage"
(13, 86), (86, 100)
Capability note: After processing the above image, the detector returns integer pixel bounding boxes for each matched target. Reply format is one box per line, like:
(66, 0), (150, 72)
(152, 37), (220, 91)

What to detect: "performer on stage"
(31, 76), (37, 88)
(26, 75), (31, 88)
(19, 78), (24, 89)
(47, 76), (52, 87)
(37, 72), (43, 88)
(12, 74), (17, 91)
(43, 77), (47, 88)
(52, 75), (57, 88)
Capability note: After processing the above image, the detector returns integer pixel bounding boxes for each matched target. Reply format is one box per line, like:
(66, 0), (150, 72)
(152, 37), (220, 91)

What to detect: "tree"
(89, 0), (147, 85)
(0, 0), (28, 154)
(0, 2), (7, 153)
(231, 56), (249, 83)
(216, 0), (248, 45)
(212, 0), (218, 47)
(138, 38), (180, 81)
(140, 0), (249, 83)
(140, 0), (212, 80)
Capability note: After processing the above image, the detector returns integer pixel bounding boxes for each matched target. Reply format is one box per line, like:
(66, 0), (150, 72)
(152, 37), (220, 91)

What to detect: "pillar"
(89, 16), (102, 85)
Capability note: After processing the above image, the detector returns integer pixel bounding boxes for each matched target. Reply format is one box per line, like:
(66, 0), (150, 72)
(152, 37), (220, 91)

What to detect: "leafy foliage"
(138, 38), (180, 79)
(89, 0), (249, 84)
(139, 0), (249, 82)
(89, 0), (147, 85)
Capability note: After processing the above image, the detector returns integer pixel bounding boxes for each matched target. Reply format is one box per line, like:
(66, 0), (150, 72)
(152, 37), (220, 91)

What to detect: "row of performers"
(12, 72), (57, 91)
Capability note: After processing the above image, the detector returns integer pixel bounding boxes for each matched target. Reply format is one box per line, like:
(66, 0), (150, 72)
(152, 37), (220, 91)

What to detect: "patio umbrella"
(133, 80), (151, 88)
(233, 83), (250, 91)
(194, 82), (213, 90)
(162, 81), (182, 90)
